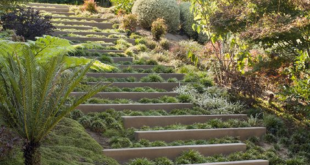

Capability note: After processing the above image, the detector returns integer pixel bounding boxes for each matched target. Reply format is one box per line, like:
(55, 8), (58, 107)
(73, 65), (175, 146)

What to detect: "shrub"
(154, 157), (173, 165)
(179, 2), (197, 38)
(1, 7), (55, 40)
(151, 18), (168, 41)
(128, 158), (155, 165)
(132, 0), (180, 32)
(263, 114), (284, 134)
(177, 94), (192, 103)
(140, 74), (164, 82)
(90, 120), (106, 133)
(175, 150), (205, 164)
(70, 110), (84, 120)
(120, 14), (138, 32)
(159, 38), (170, 50)
(81, 0), (98, 14)
(78, 116), (92, 128)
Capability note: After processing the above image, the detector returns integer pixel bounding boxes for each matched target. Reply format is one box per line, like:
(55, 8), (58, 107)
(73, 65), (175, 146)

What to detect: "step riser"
(77, 104), (193, 113)
(70, 92), (178, 101)
(52, 21), (113, 29)
(52, 16), (107, 22)
(86, 73), (184, 80)
(52, 31), (124, 36)
(63, 37), (135, 44)
(135, 127), (266, 142)
(87, 82), (180, 91)
(33, 7), (69, 12)
(123, 115), (248, 129)
(192, 160), (269, 165)
(55, 26), (92, 30)
(103, 143), (246, 163)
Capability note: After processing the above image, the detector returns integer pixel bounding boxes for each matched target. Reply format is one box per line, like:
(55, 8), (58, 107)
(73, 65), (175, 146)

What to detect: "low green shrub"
(128, 158), (154, 165)
(120, 14), (138, 32)
(175, 150), (205, 164)
(160, 39), (170, 50)
(70, 110), (84, 120)
(151, 18), (168, 41)
(154, 157), (173, 165)
(90, 120), (106, 133)
(140, 74), (164, 82)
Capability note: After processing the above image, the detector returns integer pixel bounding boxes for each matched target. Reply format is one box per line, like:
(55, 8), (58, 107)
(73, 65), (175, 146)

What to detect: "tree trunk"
(23, 141), (41, 165)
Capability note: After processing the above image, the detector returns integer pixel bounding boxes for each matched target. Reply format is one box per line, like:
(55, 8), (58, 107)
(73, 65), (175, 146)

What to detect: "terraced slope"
(31, 3), (269, 165)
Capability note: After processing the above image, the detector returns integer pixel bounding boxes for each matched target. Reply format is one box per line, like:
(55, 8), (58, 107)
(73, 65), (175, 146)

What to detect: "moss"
(1, 118), (119, 165)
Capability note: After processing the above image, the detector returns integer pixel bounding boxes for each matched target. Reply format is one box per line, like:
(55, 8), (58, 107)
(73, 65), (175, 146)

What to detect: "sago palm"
(0, 50), (107, 164)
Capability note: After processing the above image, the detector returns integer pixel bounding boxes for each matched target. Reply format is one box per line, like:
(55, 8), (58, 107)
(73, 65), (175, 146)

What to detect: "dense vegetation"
(0, 0), (309, 165)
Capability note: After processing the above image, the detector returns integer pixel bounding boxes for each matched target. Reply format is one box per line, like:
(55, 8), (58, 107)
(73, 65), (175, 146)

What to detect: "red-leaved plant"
(81, 0), (98, 14)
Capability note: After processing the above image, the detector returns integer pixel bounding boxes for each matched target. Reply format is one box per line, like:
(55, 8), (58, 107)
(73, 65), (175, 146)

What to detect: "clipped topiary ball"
(132, 0), (180, 32)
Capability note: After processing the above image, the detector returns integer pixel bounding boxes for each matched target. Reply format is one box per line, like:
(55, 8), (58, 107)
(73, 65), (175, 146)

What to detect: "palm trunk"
(24, 141), (41, 165)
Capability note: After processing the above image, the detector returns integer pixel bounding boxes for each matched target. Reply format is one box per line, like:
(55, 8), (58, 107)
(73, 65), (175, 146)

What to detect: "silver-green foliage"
(180, 2), (196, 38)
(175, 85), (244, 114)
(132, 0), (180, 32)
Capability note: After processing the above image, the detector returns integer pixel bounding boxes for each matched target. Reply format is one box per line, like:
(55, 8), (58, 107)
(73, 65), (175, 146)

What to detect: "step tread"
(71, 92), (178, 100)
(103, 143), (246, 162)
(135, 127), (266, 142)
(191, 160), (269, 165)
(122, 114), (248, 128)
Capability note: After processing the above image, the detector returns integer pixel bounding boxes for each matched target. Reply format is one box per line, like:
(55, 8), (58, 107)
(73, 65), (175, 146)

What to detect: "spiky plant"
(0, 52), (107, 164)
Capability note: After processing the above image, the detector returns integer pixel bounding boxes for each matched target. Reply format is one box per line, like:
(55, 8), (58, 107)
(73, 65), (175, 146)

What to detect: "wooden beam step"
(87, 82), (181, 91)
(86, 73), (184, 80)
(118, 65), (171, 69)
(55, 26), (92, 30)
(103, 143), (246, 163)
(135, 127), (266, 142)
(191, 160), (269, 165)
(32, 7), (69, 12)
(62, 37), (135, 44)
(122, 114), (248, 129)
(52, 31), (124, 36)
(52, 16), (107, 22)
(70, 92), (178, 100)
(77, 103), (194, 113)
(28, 3), (70, 8)
(52, 21), (113, 29)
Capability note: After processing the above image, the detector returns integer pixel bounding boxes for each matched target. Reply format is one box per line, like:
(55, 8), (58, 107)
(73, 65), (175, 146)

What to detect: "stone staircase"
(30, 3), (269, 165)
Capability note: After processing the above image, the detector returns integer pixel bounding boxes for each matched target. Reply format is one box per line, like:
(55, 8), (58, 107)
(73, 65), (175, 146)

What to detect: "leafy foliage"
(110, 0), (135, 14)
(120, 14), (138, 32)
(1, 7), (55, 40)
(0, 125), (20, 161)
(0, 37), (108, 164)
(81, 0), (98, 14)
(151, 18), (167, 41)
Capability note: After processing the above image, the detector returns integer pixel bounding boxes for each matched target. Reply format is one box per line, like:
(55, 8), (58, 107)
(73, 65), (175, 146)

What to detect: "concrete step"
(62, 37), (135, 44)
(135, 127), (266, 142)
(32, 7), (69, 12)
(77, 103), (194, 113)
(87, 82), (181, 91)
(86, 49), (124, 54)
(111, 57), (133, 63)
(71, 92), (178, 101)
(103, 143), (246, 163)
(52, 21), (113, 29)
(52, 31), (124, 36)
(55, 25), (93, 30)
(28, 3), (69, 8)
(52, 16), (107, 22)
(122, 114), (248, 129)
(118, 65), (170, 70)
(191, 160), (269, 165)
(86, 73), (184, 80)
